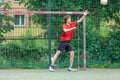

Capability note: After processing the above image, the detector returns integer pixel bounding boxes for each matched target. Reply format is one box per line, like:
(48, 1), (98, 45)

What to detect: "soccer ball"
(100, 0), (108, 5)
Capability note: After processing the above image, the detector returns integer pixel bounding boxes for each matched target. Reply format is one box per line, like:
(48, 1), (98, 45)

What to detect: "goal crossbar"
(0, 10), (84, 15)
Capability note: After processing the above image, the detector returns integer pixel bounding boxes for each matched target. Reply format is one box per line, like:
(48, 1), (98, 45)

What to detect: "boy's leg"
(51, 50), (61, 65)
(64, 43), (74, 68)
(68, 50), (77, 72)
(49, 50), (61, 72)
(69, 51), (74, 68)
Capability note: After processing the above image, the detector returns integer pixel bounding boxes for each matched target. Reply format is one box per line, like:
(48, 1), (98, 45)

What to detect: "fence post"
(48, 0), (52, 66)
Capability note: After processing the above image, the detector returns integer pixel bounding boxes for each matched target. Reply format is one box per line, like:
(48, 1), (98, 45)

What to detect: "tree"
(0, 1), (14, 41)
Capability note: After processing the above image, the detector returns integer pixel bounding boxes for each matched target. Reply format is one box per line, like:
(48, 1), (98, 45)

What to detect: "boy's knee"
(70, 51), (74, 56)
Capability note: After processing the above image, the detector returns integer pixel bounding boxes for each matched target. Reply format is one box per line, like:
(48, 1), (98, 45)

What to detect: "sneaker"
(49, 65), (54, 72)
(67, 67), (77, 72)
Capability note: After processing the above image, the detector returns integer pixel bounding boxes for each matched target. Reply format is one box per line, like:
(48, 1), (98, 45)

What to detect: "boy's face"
(66, 17), (71, 23)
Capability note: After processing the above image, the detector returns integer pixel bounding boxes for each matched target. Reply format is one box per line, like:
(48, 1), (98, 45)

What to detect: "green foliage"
(100, 26), (110, 37)
(0, 15), (14, 33)
(0, 1), (14, 42)
(0, 0), (11, 9)
(105, 25), (120, 63)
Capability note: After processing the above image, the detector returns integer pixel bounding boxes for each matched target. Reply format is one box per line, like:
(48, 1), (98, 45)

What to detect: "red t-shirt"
(60, 21), (77, 41)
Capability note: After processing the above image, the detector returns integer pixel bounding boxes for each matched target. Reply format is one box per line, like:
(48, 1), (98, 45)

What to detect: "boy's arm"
(77, 10), (89, 23)
(63, 10), (89, 32)
(63, 27), (76, 32)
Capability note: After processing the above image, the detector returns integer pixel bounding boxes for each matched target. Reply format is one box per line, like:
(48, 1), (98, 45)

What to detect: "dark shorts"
(58, 41), (73, 52)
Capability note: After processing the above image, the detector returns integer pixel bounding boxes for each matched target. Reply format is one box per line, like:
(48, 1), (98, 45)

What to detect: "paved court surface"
(0, 69), (120, 80)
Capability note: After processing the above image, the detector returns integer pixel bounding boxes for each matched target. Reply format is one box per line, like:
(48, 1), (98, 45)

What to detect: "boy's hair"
(64, 15), (71, 23)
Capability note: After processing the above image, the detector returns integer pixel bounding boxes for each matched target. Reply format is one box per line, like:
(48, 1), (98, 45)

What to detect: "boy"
(49, 10), (89, 72)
